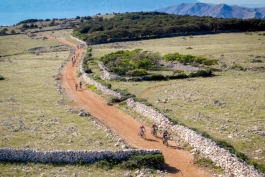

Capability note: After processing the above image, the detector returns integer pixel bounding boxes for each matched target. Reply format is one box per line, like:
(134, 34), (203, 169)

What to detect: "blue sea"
(1, 0), (264, 26)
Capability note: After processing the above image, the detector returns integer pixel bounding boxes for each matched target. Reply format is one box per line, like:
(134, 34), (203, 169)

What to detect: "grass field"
(91, 32), (265, 166)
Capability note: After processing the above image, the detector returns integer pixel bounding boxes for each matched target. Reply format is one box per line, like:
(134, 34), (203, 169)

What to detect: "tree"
(11, 29), (16, 34)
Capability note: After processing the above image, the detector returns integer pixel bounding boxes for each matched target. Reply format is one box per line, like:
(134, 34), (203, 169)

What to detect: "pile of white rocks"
(0, 148), (161, 164)
(126, 98), (173, 130)
(126, 98), (265, 177)
(98, 63), (125, 81)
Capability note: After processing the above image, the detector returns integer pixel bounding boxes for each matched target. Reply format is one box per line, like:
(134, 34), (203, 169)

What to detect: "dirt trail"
(45, 35), (214, 177)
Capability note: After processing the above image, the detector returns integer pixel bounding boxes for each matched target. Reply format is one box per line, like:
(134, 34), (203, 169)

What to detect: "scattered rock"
(124, 172), (131, 177)
(78, 111), (88, 116)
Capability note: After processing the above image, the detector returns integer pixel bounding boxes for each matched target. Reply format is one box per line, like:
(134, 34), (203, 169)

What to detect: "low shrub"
(94, 154), (164, 170)
(167, 73), (188, 79)
(126, 69), (148, 76)
(88, 84), (97, 91)
(194, 157), (223, 174)
(95, 158), (121, 170)
(231, 64), (246, 71)
(188, 68), (213, 77)
(168, 117), (178, 125)
(134, 98), (152, 106)
(143, 74), (165, 81)
(127, 77), (142, 82)
(251, 59), (263, 63)
(84, 68), (92, 74)
(0, 75), (5, 80)
(121, 154), (164, 170)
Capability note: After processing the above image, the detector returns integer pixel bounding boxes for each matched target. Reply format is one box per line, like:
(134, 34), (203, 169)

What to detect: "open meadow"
(91, 32), (265, 166)
(0, 33), (161, 176)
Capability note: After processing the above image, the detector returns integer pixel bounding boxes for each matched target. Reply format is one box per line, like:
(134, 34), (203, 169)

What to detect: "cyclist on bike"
(139, 125), (146, 135)
(162, 130), (170, 142)
(151, 123), (158, 135)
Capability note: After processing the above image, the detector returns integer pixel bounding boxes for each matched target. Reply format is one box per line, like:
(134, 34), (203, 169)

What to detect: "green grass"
(194, 156), (224, 175)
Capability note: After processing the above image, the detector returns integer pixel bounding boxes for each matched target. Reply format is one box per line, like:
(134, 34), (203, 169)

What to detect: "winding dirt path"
(46, 35), (214, 177)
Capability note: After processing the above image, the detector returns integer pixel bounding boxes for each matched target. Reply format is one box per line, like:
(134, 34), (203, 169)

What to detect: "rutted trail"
(47, 35), (214, 177)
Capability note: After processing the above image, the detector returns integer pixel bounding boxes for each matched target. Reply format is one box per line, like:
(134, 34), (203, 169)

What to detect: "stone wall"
(75, 39), (123, 99)
(126, 98), (265, 177)
(0, 148), (161, 164)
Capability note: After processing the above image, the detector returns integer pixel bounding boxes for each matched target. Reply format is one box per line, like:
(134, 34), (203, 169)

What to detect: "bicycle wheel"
(142, 133), (146, 139)
(138, 132), (142, 138)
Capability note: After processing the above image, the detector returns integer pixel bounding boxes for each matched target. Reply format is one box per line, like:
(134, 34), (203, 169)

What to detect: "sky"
(0, 0), (265, 26)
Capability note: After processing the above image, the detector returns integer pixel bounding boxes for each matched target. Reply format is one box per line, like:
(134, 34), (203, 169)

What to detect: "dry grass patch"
(0, 34), (62, 56)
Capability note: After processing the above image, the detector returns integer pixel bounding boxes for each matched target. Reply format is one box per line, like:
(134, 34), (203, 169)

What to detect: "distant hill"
(156, 3), (265, 19)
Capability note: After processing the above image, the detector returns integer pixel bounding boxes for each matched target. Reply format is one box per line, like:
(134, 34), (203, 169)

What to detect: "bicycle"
(151, 128), (158, 137)
(138, 131), (146, 139)
(162, 135), (170, 147)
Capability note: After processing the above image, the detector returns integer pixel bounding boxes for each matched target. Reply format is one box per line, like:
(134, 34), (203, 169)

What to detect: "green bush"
(94, 154), (164, 170)
(100, 49), (160, 76)
(168, 117), (178, 125)
(188, 69), (213, 78)
(84, 68), (92, 73)
(147, 74), (165, 81)
(168, 73), (188, 79)
(121, 154), (164, 169)
(126, 69), (148, 76)
(95, 158), (121, 170)
(88, 84), (97, 91)
(114, 89), (135, 100)
(163, 53), (218, 66)
(134, 98), (152, 106)
(127, 77), (142, 82)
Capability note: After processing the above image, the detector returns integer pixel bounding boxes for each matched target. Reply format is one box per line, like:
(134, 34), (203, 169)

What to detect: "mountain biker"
(151, 123), (158, 134)
(139, 125), (146, 135)
(162, 130), (170, 142)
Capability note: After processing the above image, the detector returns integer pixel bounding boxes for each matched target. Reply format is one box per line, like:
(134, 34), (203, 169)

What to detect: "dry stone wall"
(76, 40), (123, 99)
(0, 148), (161, 164)
(126, 98), (265, 177)
(79, 65), (123, 99)
(98, 63), (124, 81)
